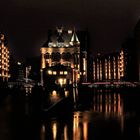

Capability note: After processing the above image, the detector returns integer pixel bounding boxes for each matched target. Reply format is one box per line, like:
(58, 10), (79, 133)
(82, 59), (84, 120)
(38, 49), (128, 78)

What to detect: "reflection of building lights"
(83, 121), (88, 140)
(64, 125), (68, 140)
(52, 122), (57, 140)
(73, 112), (80, 140)
(40, 124), (46, 140)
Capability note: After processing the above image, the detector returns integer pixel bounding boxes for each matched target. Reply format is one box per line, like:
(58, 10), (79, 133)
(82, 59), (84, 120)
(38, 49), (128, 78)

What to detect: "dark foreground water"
(0, 87), (140, 140)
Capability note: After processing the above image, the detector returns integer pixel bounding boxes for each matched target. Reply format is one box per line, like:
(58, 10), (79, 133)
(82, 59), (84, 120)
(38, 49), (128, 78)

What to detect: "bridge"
(82, 81), (140, 88)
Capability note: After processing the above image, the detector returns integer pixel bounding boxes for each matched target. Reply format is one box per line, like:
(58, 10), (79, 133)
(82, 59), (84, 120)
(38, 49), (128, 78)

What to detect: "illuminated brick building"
(0, 33), (10, 82)
(120, 38), (139, 81)
(93, 53), (120, 81)
(93, 39), (139, 82)
(134, 19), (140, 81)
(40, 27), (87, 87)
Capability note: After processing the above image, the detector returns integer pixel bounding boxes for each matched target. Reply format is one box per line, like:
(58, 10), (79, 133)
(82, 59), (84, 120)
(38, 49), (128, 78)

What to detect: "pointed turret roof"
(70, 28), (80, 46)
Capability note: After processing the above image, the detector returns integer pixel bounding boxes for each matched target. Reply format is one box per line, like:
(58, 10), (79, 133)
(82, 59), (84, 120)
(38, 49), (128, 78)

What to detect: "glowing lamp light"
(59, 78), (63, 86)
(17, 62), (21, 65)
(60, 71), (63, 75)
(52, 90), (57, 96)
(53, 71), (57, 75)
(68, 30), (72, 34)
(48, 70), (52, 75)
(64, 71), (67, 75)
(65, 90), (69, 97)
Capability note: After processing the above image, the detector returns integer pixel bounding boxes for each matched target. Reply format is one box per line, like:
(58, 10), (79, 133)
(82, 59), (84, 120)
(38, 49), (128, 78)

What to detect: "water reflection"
(40, 124), (45, 140)
(92, 92), (124, 133)
(93, 93), (123, 115)
(39, 89), (140, 140)
(1, 87), (139, 140)
(73, 111), (89, 140)
(64, 125), (68, 140)
(52, 121), (57, 140)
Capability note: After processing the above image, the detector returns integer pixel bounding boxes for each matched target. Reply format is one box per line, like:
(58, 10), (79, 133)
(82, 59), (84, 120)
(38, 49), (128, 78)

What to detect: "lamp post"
(40, 69), (43, 86)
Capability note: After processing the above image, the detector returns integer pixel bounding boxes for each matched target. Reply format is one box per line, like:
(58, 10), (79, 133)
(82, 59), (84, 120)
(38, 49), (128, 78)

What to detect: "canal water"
(0, 87), (140, 140)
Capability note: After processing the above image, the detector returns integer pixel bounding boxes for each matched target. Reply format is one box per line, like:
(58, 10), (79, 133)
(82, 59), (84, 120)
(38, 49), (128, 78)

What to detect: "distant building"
(134, 19), (140, 81)
(0, 33), (10, 82)
(93, 39), (139, 82)
(40, 27), (88, 87)
(120, 38), (139, 81)
(25, 56), (41, 83)
(9, 57), (25, 82)
(77, 30), (92, 82)
(93, 53), (120, 81)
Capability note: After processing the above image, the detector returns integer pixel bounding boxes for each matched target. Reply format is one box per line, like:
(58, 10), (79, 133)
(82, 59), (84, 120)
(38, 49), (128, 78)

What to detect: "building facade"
(0, 33), (10, 82)
(93, 53), (120, 81)
(40, 27), (87, 87)
(134, 19), (140, 81)
(93, 41), (139, 82)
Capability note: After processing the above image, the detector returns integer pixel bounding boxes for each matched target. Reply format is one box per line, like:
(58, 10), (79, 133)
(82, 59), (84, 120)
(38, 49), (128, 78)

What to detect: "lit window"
(48, 70), (52, 75)
(64, 71), (67, 75)
(17, 62), (21, 65)
(53, 71), (57, 75)
(60, 71), (63, 75)
(68, 30), (72, 34)
(64, 79), (66, 84)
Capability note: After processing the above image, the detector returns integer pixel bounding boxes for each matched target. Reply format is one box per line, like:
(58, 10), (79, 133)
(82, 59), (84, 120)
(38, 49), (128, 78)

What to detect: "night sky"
(1, 0), (140, 61)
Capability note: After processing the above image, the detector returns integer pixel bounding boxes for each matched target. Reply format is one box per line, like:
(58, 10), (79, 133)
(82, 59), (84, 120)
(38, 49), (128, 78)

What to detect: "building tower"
(0, 33), (10, 82)
(70, 29), (80, 87)
(40, 27), (83, 87)
(81, 51), (87, 82)
(134, 19), (140, 81)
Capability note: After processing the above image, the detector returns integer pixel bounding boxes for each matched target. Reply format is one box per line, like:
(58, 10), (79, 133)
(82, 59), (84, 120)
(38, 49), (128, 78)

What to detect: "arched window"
(62, 52), (66, 60)
(65, 52), (72, 61)
(46, 52), (50, 59)
(55, 52), (61, 61)
(51, 52), (60, 61)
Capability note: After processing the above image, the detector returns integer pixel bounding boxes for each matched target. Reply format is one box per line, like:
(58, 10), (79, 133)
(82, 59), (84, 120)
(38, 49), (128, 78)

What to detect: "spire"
(0, 33), (4, 41)
(43, 29), (52, 47)
(56, 27), (64, 42)
(70, 28), (80, 46)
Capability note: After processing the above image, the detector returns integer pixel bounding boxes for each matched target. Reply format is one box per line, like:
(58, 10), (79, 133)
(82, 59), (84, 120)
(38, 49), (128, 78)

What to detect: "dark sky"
(1, 0), (140, 61)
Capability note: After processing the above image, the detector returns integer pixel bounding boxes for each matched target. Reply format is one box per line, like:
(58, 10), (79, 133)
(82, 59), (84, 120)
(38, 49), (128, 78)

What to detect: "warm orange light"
(65, 90), (69, 97)
(48, 70), (52, 75)
(53, 71), (57, 75)
(52, 122), (57, 140)
(64, 71), (68, 75)
(83, 121), (88, 140)
(60, 71), (63, 75)
(52, 90), (57, 96)
(59, 78), (63, 86)
(64, 125), (68, 140)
